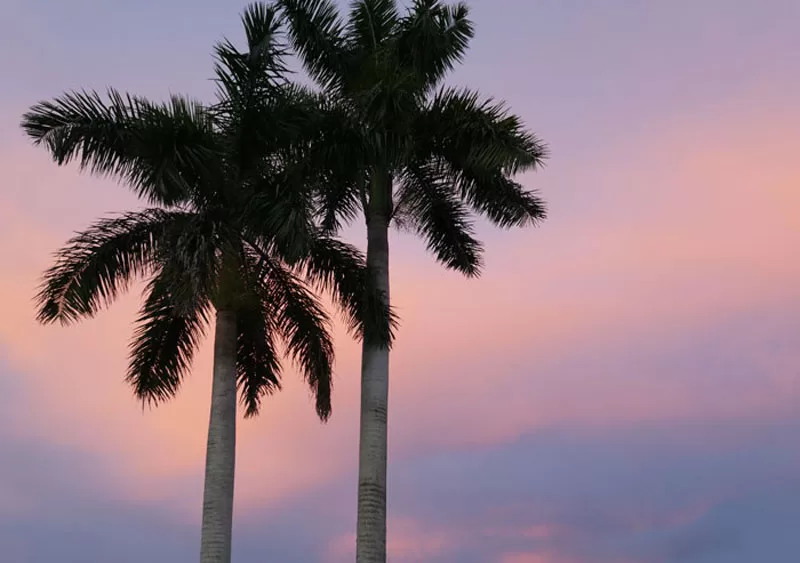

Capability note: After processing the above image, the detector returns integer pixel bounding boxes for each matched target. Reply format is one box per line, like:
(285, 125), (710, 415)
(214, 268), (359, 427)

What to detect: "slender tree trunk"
(200, 309), (238, 563)
(356, 212), (391, 563)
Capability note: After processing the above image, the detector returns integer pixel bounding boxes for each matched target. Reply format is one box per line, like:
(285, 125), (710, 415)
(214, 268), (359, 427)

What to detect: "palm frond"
(21, 90), (220, 206)
(213, 3), (288, 105)
(212, 5), (299, 182)
(297, 97), (367, 231)
(234, 91), (360, 252)
(296, 234), (397, 347)
(396, 0), (473, 93)
(346, 0), (400, 53)
(127, 269), (210, 405)
(241, 2), (288, 65)
(166, 214), (223, 315)
(36, 209), (192, 325)
(240, 177), (317, 264)
(416, 87), (548, 227)
(420, 87), (547, 173)
(276, 0), (348, 91)
(397, 163), (483, 276)
(257, 255), (334, 420)
(235, 296), (282, 418)
(316, 182), (364, 233)
(448, 167), (547, 229)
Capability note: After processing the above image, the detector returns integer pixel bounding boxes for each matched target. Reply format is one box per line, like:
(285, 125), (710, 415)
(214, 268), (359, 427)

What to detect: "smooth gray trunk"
(356, 213), (391, 563)
(200, 309), (238, 563)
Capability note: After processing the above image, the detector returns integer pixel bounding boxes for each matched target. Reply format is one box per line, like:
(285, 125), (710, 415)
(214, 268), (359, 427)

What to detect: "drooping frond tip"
(295, 234), (398, 347)
(126, 271), (211, 406)
(34, 209), (189, 326)
(236, 298), (283, 418)
(243, 247), (336, 421)
(397, 163), (484, 277)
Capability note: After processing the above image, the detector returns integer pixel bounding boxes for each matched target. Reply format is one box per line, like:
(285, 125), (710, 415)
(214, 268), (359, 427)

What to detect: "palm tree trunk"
(200, 309), (238, 563)
(356, 212), (391, 563)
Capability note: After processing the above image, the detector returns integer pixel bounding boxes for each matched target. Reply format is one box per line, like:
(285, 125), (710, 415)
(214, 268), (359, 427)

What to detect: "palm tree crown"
(279, 0), (548, 272)
(22, 3), (392, 419)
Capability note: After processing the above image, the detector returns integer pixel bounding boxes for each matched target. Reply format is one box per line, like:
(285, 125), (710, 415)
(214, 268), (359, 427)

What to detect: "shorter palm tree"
(20, 5), (392, 563)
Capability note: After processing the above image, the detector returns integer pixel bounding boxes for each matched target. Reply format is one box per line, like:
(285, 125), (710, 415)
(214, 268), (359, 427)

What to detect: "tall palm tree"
(20, 5), (392, 563)
(275, 1), (549, 561)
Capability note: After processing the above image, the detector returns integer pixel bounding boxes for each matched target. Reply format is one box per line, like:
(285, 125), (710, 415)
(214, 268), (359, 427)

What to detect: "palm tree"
(20, 5), (392, 563)
(275, 1), (549, 561)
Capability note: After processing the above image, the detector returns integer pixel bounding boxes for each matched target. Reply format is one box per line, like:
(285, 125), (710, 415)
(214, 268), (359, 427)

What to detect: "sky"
(1, 0), (799, 562)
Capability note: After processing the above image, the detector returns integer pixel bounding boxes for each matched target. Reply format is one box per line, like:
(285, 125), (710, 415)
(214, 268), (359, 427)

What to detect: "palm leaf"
(298, 97), (367, 232)
(346, 0), (400, 53)
(257, 255), (334, 420)
(276, 0), (349, 90)
(296, 234), (397, 346)
(213, 3), (288, 104)
(396, 0), (473, 93)
(21, 90), (220, 206)
(420, 87), (547, 173)
(240, 176), (317, 264)
(447, 166), (547, 229)
(127, 269), (210, 405)
(236, 297), (283, 418)
(36, 209), (192, 324)
(397, 162), (483, 276)
(415, 87), (547, 227)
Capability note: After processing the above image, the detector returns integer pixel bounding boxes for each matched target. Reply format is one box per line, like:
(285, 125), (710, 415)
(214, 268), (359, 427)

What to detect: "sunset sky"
(1, 1), (799, 562)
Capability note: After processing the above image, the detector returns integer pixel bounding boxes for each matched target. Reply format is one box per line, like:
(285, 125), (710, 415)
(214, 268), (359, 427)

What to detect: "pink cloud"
(497, 552), (576, 563)
(326, 517), (458, 563)
(484, 524), (563, 541)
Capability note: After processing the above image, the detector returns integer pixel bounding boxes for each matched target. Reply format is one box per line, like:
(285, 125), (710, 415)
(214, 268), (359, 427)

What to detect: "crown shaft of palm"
(277, 1), (547, 562)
